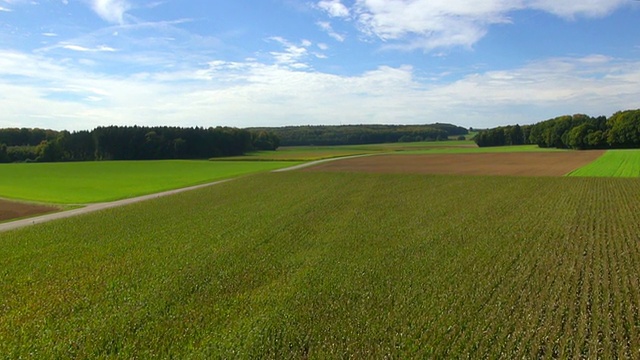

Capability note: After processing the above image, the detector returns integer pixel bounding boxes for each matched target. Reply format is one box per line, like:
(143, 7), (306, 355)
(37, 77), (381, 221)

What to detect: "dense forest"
(474, 109), (640, 149)
(0, 126), (279, 163)
(248, 123), (468, 146)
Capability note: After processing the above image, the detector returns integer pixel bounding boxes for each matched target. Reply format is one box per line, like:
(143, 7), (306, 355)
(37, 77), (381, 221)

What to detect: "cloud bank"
(1, 45), (639, 131)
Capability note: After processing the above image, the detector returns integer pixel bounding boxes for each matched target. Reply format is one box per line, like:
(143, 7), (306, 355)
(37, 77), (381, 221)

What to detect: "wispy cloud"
(317, 21), (346, 42)
(62, 44), (117, 52)
(315, 0), (632, 52)
(527, 0), (630, 18)
(267, 37), (313, 69)
(0, 6), (11, 12)
(90, 0), (131, 24)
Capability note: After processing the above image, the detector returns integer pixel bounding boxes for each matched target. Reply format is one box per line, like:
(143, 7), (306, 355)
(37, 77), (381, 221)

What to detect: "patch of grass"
(2, 172), (640, 357)
(0, 160), (298, 204)
(568, 149), (640, 177)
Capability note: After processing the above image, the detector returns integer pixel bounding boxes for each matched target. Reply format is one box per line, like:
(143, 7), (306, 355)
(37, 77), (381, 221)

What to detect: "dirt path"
(0, 179), (233, 233)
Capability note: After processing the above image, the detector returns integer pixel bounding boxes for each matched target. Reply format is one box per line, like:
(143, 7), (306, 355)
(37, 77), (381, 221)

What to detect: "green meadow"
(569, 149), (640, 177)
(2, 172), (640, 358)
(0, 160), (298, 204)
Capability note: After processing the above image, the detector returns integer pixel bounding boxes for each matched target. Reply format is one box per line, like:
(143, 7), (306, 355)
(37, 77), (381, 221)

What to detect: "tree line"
(474, 109), (640, 149)
(247, 123), (469, 146)
(0, 126), (280, 163)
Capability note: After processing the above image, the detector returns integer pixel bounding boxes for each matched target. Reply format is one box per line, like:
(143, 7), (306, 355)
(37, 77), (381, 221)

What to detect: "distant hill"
(247, 123), (468, 146)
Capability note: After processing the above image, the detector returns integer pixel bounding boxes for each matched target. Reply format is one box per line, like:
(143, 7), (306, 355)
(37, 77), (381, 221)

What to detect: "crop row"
(1, 172), (640, 357)
(569, 149), (640, 177)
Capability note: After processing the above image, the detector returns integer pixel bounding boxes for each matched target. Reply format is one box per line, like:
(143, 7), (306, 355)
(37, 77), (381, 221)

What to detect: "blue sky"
(1, 0), (639, 131)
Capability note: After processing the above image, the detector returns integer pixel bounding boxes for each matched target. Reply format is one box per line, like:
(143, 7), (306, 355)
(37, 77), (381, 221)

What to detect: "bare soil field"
(0, 199), (59, 222)
(303, 151), (606, 176)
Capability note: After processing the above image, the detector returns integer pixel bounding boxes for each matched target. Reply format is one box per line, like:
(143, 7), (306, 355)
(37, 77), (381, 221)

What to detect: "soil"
(0, 199), (59, 222)
(302, 151), (606, 177)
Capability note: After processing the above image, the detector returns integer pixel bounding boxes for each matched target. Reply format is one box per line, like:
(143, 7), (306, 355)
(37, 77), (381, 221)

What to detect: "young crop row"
(1, 172), (640, 357)
(569, 149), (640, 177)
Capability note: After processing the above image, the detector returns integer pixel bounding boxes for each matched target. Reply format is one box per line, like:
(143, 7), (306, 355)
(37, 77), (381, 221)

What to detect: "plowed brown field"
(0, 199), (58, 222)
(303, 151), (606, 176)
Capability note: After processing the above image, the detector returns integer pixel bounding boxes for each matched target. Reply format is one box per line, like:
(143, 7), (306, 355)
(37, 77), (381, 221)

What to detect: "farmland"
(216, 142), (563, 162)
(0, 199), (59, 222)
(2, 171), (640, 358)
(304, 151), (604, 176)
(0, 160), (297, 204)
(569, 149), (640, 177)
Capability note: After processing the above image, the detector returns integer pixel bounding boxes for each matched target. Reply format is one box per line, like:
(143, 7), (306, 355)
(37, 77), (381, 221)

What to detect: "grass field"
(569, 149), (640, 177)
(2, 172), (640, 358)
(0, 160), (298, 204)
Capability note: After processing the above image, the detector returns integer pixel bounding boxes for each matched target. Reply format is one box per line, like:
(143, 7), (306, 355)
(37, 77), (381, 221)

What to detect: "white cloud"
(267, 37), (312, 68)
(1, 49), (640, 131)
(90, 0), (130, 24)
(324, 0), (632, 52)
(527, 0), (629, 18)
(317, 0), (350, 18)
(0, 6), (11, 11)
(62, 44), (117, 52)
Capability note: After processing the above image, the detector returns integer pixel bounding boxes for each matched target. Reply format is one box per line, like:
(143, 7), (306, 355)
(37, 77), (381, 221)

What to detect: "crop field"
(1, 172), (640, 358)
(569, 149), (640, 177)
(304, 151), (605, 176)
(0, 160), (297, 204)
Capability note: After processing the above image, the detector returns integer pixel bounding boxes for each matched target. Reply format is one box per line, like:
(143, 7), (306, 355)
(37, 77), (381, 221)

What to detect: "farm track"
(0, 179), (233, 233)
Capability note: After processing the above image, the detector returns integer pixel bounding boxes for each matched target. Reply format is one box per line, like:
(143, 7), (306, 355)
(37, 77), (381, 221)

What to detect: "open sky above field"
(1, 0), (640, 131)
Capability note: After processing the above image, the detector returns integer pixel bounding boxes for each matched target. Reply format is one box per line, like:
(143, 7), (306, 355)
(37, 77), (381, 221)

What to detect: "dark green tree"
(0, 143), (9, 163)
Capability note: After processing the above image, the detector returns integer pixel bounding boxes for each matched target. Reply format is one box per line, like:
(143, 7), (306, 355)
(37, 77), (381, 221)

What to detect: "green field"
(569, 149), (640, 177)
(0, 160), (298, 204)
(2, 172), (640, 358)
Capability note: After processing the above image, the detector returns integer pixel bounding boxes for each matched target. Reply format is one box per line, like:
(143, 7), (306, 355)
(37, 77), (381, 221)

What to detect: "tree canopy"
(248, 123), (468, 146)
(0, 126), (280, 163)
(475, 109), (640, 150)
